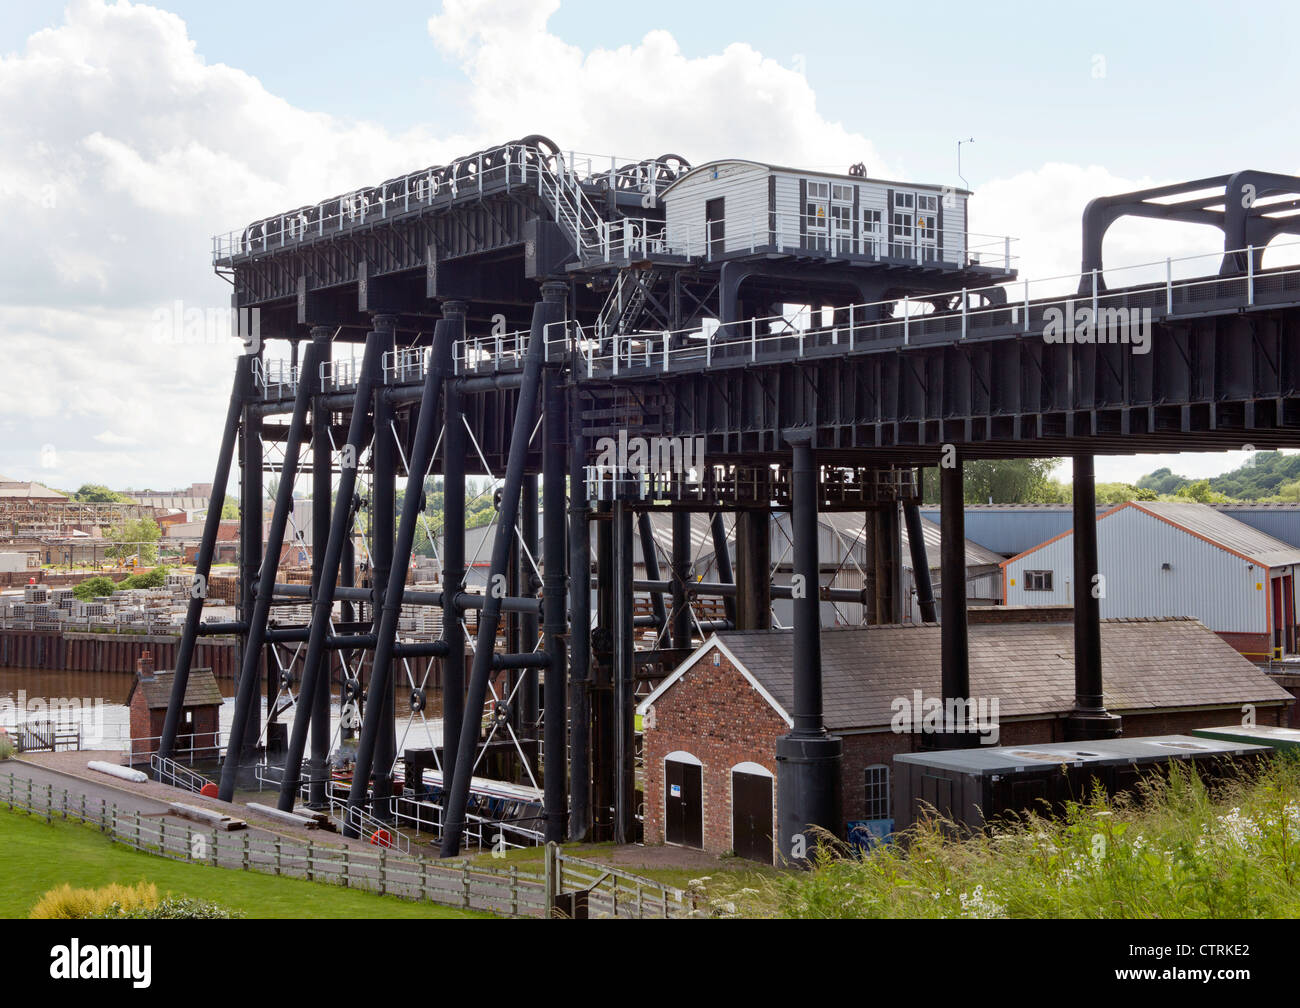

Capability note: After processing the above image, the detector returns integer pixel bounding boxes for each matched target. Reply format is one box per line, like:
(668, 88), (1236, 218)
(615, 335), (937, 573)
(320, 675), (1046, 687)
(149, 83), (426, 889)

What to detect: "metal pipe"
(442, 283), (564, 857)
(238, 366), (264, 769)
(519, 474), (539, 731)
(670, 509), (691, 648)
(903, 499), (938, 623)
(370, 343), (397, 810)
(159, 357), (251, 761)
(790, 437), (822, 735)
(219, 337), (323, 801)
(308, 327), (333, 806)
(613, 500), (635, 843)
(277, 323), (388, 811)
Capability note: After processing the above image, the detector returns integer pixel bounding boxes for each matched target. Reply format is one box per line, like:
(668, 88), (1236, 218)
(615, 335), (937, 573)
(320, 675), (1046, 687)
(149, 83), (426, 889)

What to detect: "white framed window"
(1025, 570), (1053, 592)
(862, 207), (882, 256)
(895, 191), (915, 210)
(832, 183), (855, 202)
(865, 764), (890, 820)
(805, 180), (829, 250)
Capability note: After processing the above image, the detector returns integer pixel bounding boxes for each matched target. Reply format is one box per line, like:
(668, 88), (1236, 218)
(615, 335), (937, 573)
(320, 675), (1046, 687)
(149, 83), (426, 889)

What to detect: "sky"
(3, 0), (1300, 490)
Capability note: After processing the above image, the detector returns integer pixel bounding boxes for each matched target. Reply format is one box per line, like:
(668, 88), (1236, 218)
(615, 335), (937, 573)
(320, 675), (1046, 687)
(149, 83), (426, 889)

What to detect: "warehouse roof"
(1002, 500), (1300, 569)
(898, 514), (1005, 571)
(126, 668), (222, 710)
(638, 618), (1293, 732)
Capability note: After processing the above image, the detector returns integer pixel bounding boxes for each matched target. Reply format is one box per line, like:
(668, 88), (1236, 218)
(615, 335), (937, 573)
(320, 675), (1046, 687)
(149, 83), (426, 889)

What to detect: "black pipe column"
(735, 475), (771, 630)
(1064, 454), (1122, 741)
(541, 370), (568, 842)
(277, 322), (388, 811)
(441, 282), (564, 857)
(774, 432), (842, 863)
(238, 363), (264, 769)
(441, 302), (468, 790)
(591, 500), (615, 841)
(929, 458), (978, 749)
(519, 474), (539, 735)
(637, 511), (668, 637)
(567, 384), (592, 842)
(219, 336), (323, 801)
(903, 499), (937, 623)
(612, 499), (636, 843)
(670, 509), (691, 648)
(710, 512), (737, 626)
(345, 316), (455, 831)
(368, 344), (397, 810)
(159, 356), (253, 762)
(308, 325), (332, 806)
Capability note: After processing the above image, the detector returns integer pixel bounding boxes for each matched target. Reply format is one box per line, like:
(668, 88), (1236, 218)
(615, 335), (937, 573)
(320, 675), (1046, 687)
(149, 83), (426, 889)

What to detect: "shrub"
(30, 881), (159, 919)
(0, 728), (12, 761)
(118, 567), (169, 591)
(72, 575), (119, 601)
(108, 897), (242, 919)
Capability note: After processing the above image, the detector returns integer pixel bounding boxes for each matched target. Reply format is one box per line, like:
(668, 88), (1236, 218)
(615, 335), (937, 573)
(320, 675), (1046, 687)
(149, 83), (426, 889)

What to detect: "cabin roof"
(660, 158), (972, 200)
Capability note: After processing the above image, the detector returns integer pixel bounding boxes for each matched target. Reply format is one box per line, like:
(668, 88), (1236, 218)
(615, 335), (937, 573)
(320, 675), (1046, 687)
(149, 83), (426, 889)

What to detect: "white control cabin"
(659, 160), (972, 266)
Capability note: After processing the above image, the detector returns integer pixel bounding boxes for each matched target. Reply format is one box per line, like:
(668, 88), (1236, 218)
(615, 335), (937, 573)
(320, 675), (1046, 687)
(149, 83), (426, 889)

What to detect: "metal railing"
(150, 753), (213, 793)
(538, 238), (1300, 378)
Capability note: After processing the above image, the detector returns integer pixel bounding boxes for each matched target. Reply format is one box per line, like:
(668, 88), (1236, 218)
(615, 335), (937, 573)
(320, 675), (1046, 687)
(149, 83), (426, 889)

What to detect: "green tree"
(73, 484), (130, 503)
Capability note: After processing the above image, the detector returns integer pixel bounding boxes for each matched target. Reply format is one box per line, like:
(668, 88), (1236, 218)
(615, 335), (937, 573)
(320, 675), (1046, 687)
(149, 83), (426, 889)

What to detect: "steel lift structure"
(157, 134), (1300, 860)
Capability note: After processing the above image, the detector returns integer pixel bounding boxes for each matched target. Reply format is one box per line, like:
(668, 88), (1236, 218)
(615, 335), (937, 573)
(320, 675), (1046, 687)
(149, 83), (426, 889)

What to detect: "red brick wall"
(1217, 631), (1271, 661)
(642, 640), (1292, 846)
(642, 647), (786, 859)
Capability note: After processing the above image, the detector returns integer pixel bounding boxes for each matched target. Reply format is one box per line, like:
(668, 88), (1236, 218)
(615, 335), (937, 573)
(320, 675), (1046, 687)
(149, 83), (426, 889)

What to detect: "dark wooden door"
(706, 197), (725, 259)
(665, 759), (702, 848)
(731, 771), (773, 864)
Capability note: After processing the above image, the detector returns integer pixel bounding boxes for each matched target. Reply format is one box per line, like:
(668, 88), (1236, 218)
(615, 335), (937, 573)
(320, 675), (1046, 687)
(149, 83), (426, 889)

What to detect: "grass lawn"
(0, 808), (489, 919)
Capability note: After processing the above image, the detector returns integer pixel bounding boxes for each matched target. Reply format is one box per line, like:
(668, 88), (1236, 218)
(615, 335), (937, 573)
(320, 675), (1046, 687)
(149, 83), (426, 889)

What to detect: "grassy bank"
(0, 809), (488, 919)
(743, 758), (1300, 919)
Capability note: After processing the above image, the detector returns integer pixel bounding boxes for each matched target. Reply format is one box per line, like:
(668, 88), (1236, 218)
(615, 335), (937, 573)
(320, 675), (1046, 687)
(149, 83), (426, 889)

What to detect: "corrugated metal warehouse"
(1003, 501), (1300, 659)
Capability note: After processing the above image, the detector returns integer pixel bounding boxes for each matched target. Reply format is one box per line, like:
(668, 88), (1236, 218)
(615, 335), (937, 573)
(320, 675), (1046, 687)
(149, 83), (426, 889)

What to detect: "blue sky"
(2, 0), (1298, 489)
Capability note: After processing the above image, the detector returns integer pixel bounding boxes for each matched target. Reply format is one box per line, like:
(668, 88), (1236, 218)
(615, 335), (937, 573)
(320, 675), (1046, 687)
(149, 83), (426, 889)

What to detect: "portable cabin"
(660, 159), (976, 266)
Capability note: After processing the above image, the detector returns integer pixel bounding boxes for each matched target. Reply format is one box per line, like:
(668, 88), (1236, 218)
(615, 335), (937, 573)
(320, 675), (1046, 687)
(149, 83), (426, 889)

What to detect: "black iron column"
(904, 499), (937, 623)
(637, 511), (668, 637)
(277, 322), (387, 811)
(567, 384), (592, 842)
(612, 499), (636, 843)
(370, 341), (397, 809)
(219, 336), (322, 801)
(774, 432), (842, 864)
(933, 457), (977, 749)
(1065, 454), (1122, 741)
(519, 474), (539, 733)
(346, 316), (455, 830)
(441, 303), (468, 791)
(441, 282), (563, 857)
(735, 473), (772, 631)
(238, 360), (264, 767)
(308, 325), (332, 806)
(541, 370), (568, 843)
(592, 499), (615, 841)
(670, 509), (691, 648)
(710, 511), (737, 626)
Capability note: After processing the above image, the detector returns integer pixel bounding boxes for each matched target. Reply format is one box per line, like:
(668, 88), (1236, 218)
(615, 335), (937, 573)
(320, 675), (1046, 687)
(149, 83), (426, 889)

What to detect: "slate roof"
(643, 619), (1293, 732)
(126, 669), (223, 710)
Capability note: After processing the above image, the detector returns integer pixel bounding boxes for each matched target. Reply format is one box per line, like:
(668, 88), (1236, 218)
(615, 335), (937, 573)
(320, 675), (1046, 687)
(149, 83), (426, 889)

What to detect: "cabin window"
(1024, 570), (1053, 592)
(862, 208), (882, 256)
(832, 183), (855, 202)
(916, 193), (939, 261)
(805, 180), (829, 250)
(864, 764), (890, 820)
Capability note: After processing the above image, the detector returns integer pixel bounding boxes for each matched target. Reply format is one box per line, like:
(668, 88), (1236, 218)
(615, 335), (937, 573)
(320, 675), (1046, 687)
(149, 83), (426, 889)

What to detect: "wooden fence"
(0, 771), (697, 919)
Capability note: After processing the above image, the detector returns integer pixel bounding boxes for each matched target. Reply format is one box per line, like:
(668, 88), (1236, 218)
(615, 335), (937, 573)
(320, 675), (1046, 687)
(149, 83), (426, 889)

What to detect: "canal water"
(0, 665), (444, 755)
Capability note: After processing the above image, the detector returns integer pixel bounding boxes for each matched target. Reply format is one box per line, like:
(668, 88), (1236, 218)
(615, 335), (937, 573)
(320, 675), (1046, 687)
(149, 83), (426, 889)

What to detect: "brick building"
(125, 651), (223, 766)
(637, 612), (1294, 865)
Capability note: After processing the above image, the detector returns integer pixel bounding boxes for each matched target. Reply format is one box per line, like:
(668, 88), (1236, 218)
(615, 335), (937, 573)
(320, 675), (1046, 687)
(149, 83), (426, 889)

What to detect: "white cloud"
(1, 0), (1283, 492)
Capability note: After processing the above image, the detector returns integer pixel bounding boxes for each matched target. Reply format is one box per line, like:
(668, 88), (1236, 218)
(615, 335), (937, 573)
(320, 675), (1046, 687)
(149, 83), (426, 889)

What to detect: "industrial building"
(1004, 501), (1300, 660)
(637, 613), (1294, 863)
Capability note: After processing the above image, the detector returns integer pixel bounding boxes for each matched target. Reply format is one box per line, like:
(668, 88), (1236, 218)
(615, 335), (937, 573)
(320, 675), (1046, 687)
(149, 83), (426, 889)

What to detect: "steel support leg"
(346, 317), (454, 830)
(567, 385), (592, 842)
(441, 304), (468, 790)
(1065, 454), (1122, 740)
(710, 511), (737, 626)
(520, 474), (540, 733)
(238, 374), (264, 769)
(612, 499), (636, 844)
(932, 458), (976, 748)
(637, 511), (667, 637)
(903, 499), (937, 623)
(441, 283), (565, 856)
(370, 350), (397, 811)
(670, 509), (691, 648)
(308, 327), (333, 805)
(775, 433), (842, 863)
(277, 322), (389, 811)
(219, 337), (323, 800)
(542, 370), (568, 842)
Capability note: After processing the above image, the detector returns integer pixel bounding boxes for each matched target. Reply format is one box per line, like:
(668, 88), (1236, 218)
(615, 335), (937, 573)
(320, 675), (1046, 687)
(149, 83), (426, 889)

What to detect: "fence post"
(307, 839), (315, 882)
(45, 784), (52, 823)
(510, 865), (519, 917)
(274, 838), (282, 876)
(461, 863), (471, 910)
(341, 847), (350, 888)
(379, 848), (387, 896)
(243, 832), (250, 871)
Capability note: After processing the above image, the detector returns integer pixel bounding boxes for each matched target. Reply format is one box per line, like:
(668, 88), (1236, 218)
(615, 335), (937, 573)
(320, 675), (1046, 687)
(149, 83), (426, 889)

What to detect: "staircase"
(596, 267), (667, 339)
(535, 155), (607, 263)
